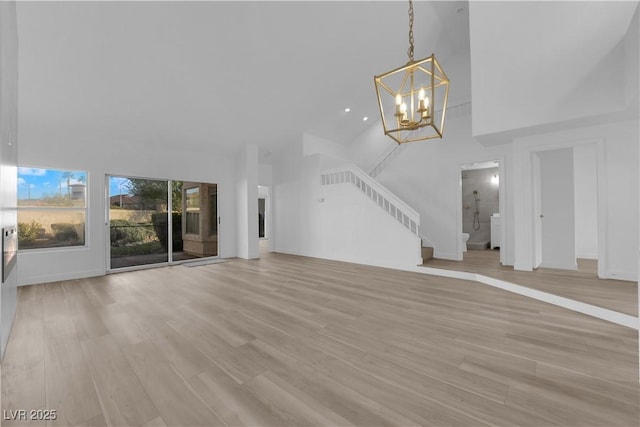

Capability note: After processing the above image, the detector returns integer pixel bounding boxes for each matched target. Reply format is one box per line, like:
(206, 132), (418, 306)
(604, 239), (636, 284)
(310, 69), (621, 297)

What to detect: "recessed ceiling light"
(344, 108), (351, 113)
(363, 116), (368, 121)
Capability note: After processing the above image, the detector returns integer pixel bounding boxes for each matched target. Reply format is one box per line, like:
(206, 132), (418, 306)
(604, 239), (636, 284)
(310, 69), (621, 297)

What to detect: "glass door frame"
(105, 175), (220, 274)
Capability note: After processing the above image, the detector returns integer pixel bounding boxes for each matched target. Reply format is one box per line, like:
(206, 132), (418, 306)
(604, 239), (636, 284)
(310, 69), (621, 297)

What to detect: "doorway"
(258, 185), (270, 255)
(108, 176), (169, 269)
(107, 175), (219, 271)
(531, 143), (600, 273)
(460, 161), (500, 257)
(258, 198), (266, 239)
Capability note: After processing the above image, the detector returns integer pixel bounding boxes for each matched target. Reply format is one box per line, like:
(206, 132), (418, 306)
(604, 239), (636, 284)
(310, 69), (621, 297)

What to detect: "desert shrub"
(18, 220), (42, 245)
(51, 223), (79, 242)
(110, 219), (156, 247)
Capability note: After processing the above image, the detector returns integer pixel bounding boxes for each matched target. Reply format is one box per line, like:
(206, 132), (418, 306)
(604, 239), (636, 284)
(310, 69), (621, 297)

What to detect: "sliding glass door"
(108, 176), (168, 269)
(107, 176), (218, 270)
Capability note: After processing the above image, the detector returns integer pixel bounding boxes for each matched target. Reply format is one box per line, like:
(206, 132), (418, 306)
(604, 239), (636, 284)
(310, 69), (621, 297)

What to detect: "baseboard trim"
(433, 251), (458, 261)
(606, 270), (638, 282)
(18, 269), (104, 287)
(540, 262), (578, 271)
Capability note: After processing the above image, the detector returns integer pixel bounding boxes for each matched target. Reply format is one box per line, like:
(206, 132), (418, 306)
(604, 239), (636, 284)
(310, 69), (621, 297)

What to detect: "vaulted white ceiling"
(469, 0), (638, 141)
(18, 1), (636, 157)
(17, 1), (470, 156)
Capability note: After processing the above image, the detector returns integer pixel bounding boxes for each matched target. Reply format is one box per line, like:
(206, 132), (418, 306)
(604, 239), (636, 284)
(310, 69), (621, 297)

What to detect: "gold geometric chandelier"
(374, 0), (450, 144)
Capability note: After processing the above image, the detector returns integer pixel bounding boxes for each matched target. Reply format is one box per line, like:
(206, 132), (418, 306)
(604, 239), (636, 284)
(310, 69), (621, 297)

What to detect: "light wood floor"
(423, 250), (638, 317)
(2, 253), (638, 426)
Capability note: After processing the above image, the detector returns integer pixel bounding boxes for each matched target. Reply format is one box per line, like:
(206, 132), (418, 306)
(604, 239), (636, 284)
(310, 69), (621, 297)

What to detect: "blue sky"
(108, 176), (132, 197)
(17, 170), (155, 200)
(17, 167), (88, 200)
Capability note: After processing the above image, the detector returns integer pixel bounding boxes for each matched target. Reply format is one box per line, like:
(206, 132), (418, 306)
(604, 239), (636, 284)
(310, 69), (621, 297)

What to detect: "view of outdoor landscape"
(17, 168), (218, 269)
(108, 176), (218, 269)
(17, 167), (87, 250)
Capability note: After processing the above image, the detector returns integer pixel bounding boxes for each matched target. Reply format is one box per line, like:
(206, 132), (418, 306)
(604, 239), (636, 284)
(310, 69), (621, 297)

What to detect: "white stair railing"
(369, 143), (407, 179)
(321, 164), (420, 236)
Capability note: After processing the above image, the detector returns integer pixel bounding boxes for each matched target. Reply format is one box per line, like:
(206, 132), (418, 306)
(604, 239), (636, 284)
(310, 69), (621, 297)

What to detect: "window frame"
(17, 166), (89, 252)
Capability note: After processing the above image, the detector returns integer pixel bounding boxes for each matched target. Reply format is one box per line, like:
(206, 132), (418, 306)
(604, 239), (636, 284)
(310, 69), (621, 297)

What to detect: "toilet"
(461, 233), (469, 252)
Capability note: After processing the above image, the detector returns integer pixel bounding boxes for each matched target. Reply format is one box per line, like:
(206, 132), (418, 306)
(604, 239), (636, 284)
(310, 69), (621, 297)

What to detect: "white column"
(235, 144), (259, 259)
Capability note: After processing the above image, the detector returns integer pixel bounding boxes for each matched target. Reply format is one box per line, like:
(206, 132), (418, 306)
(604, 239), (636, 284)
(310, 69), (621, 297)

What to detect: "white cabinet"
(491, 214), (501, 249)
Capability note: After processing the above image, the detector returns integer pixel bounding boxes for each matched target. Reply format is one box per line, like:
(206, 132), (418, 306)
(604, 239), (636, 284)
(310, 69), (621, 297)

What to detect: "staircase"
(321, 164), (423, 266)
(421, 245), (434, 262)
(369, 143), (407, 179)
(368, 102), (473, 179)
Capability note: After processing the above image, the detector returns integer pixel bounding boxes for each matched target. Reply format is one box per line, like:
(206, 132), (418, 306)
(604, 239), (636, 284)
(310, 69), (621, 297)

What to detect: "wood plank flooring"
(423, 250), (638, 316)
(2, 252), (638, 426)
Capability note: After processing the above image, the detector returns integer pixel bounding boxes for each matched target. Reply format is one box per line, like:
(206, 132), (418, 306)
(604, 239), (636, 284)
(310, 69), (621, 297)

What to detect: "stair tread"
(421, 246), (434, 262)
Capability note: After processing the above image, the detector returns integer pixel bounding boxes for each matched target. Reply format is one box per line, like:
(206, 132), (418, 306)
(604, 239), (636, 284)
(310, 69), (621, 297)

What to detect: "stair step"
(421, 246), (434, 261)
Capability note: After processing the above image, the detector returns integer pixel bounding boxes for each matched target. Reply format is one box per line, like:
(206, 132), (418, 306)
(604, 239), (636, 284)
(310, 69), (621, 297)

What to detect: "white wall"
(258, 163), (272, 188)
(469, 1), (635, 140)
(347, 119), (397, 174)
(272, 133), (354, 256)
(272, 136), (421, 269)
(0, 1), (19, 357)
(315, 181), (421, 268)
(538, 148), (576, 270)
(235, 144), (258, 259)
(362, 112), (508, 262)
(512, 118), (639, 280)
(303, 132), (347, 160)
(624, 4), (639, 110)
(17, 129), (238, 286)
(272, 139), (304, 255)
(574, 144), (599, 259)
(346, 111), (638, 282)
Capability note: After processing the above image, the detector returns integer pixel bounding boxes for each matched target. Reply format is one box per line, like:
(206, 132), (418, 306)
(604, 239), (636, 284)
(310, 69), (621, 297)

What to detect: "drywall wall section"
(272, 138), (421, 269)
(16, 130), (238, 286)
(512, 118), (639, 280)
(469, 1), (636, 140)
(317, 180), (421, 268)
(624, 5), (639, 109)
(303, 132), (347, 160)
(347, 121), (397, 174)
(272, 139), (305, 255)
(0, 1), (19, 357)
(371, 112), (508, 262)
(574, 144), (598, 259)
(235, 144), (259, 259)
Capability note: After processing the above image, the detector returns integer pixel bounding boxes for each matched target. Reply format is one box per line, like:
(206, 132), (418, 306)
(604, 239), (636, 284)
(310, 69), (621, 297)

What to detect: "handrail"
(321, 163), (420, 236)
(368, 101), (472, 178)
(369, 144), (405, 178)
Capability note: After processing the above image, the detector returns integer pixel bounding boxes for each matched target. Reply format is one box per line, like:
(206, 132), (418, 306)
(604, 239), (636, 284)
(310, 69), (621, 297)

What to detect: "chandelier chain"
(407, 0), (414, 61)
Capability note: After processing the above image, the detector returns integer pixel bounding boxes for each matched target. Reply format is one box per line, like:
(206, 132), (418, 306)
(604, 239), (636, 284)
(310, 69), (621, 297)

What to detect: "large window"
(17, 167), (88, 250)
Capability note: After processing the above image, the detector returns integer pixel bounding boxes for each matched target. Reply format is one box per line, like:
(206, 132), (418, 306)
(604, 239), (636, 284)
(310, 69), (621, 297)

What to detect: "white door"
(537, 148), (577, 270)
(531, 153), (542, 268)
